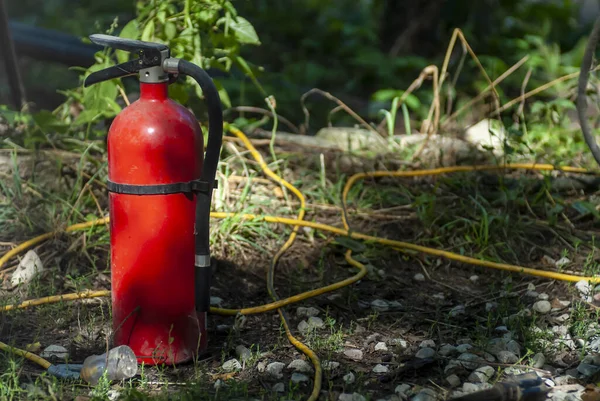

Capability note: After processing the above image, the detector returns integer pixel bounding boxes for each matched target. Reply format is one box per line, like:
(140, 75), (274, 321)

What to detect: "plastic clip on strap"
(106, 179), (218, 196)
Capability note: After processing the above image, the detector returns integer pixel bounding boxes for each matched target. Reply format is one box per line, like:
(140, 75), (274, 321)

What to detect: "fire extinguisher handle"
(89, 34), (169, 53)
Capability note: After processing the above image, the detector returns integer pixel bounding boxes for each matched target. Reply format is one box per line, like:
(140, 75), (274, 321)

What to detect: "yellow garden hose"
(1, 124), (600, 398)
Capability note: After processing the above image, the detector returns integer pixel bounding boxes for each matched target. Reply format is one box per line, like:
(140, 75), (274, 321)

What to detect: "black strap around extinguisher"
(107, 178), (217, 196)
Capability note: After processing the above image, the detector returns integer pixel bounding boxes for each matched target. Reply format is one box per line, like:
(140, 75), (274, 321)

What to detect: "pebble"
(496, 351), (519, 364)
(288, 359), (312, 373)
(338, 393), (366, 401)
(308, 316), (325, 329)
(506, 340), (521, 356)
(439, 344), (457, 356)
(272, 382), (285, 393)
(257, 361), (266, 372)
(222, 359), (242, 372)
(107, 390), (120, 401)
(40, 345), (68, 361)
(420, 339), (436, 348)
(10, 250), (44, 287)
(267, 362), (286, 378)
(470, 275), (479, 283)
(210, 296), (223, 306)
(343, 372), (355, 384)
(391, 338), (408, 349)
(216, 324), (230, 333)
(538, 293), (549, 300)
(531, 353), (546, 368)
(533, 300), (552, 314)
(235, 345), (252, 362)
(468, 366), (495, 383)
(372, 364), (389, 373)
(576, 280), (593, 301)
(412, 388), (437, 401)
(364, 333), (380, 345)
(414, 273), (425, 281)
(446, 374), (461, 387)
(298, 320), (310, 333)
(577, 363), (600, 377)
(296, 306), (320, 318)
(374, 342), (388, 351)
(556, 257), (571, 268)
(462, 382), (492, 393)
(416, 347), (435, 359)
(456, 344), (473, 353)
(291, 373), (309, 383)
(485, 302), (498, 312)
(449, 305), (466, 317)
(323, 361), (340, 370)
(344, 349), (363, 361)
(486, 338), (506, 354)
(458, 353), (484, 370)
(395, 384), (411, 397)
(526, 290), (539, 298)
(371, 299), (390, 312)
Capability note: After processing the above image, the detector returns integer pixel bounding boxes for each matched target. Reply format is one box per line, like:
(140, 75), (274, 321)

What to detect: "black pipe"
(177, 59), (223, 314)
(0, 3), (26, 109)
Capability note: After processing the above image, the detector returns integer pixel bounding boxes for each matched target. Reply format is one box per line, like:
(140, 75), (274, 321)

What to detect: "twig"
(517, 67), (534, 117)
(118, 85), (131, 107)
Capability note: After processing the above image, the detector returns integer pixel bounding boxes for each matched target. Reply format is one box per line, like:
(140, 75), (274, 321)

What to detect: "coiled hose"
(2, 124), (600, 401)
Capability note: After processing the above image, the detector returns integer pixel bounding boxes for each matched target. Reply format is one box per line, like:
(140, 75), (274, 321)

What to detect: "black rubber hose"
(577, 15), (600, 168)
(177, 59), (223, 313)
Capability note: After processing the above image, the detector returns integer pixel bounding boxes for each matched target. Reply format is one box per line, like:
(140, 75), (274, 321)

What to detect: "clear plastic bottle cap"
(80, 345), (138, 385)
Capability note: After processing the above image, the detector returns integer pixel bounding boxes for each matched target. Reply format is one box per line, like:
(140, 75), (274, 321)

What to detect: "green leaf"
(141, 20), (155, 42)
(214, 80), (231, 109)
(32, 110), (69, 133)
(74, 109), (104, 125)
(228, 16), (260, 45)
(164, 21), (177, 40)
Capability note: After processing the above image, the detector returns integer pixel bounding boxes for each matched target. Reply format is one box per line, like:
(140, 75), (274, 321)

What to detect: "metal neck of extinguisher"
(83, 34), (223, 315)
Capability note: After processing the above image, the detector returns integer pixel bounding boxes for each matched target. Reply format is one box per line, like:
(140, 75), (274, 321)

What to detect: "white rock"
(222, 359), (242, 372)
(470, 275), (479, 283)
(210, 296), (223, 306)
(291, 373), (309, 383)
(464, 118), (506, 154)
(527, 283), (536, 291)
(40, 345), (68, 361)
(395, 384), (411, 397)
(296, 307), (320, 318)
(298, 320), (309, 333)
(372, 364), (389, 373)
(343, 372), (355, 384)
(390, 338), (408, 349)
(420, 339), (436, 348)
(107, 390), (120, 401)
(374, 342), (388, 351)
(257, 361), (266, 372)
(446, 374), (461, 387)
(576, 280), (593, 301)
(272, 382), (285, 392)
(266, 362), (285, 378)
(338, 393), (367, 401)
(556, 257), (571, 268)
(533, 300), (551, 314)
(414, 273), (425, 281)
(416, 347), (435, 359)
(308, 316), (324, 329)
(11, 250), (44, 287)
(287, 359), (312, 373)
(235, 345), (252, 362)
(322, 360), (340, 370)
(371, 299), (389, 312)
(344, 349), (363, 361)
(537, 293), (549, 300)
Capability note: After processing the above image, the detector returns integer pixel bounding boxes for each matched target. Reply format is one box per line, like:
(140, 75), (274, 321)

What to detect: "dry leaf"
(273, 186), (284, 198)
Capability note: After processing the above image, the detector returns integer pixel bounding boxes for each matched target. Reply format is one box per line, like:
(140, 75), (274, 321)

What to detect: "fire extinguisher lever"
(83, 34), (170, 87)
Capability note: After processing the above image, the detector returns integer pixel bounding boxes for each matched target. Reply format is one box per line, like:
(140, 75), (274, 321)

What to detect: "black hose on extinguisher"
(170, 59), (223, 314)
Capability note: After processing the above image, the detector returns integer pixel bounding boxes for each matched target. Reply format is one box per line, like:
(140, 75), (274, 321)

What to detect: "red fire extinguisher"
(83, 34), (222, 365)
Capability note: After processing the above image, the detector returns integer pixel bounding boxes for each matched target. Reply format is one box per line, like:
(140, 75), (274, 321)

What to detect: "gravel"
(416, 347), (436, 359)
(222, 359), (242, 372)
(266, 362), (285, 378)
(372, 364), (389, 374)
(291, 373), (309, 383)
(344, 349), (363, 361)
(533, 300), (552, 314)
(343, 372), (355, 384)
(496, 350), (519, 364)
(288, 359), (312, 373)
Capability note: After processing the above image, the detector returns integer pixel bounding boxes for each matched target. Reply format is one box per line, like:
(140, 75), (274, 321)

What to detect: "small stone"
(222, 359), (242, 372)
(296, 306), (320, 318)
(486, 338), (507, 354)
(395, 384), (411, 397)
(506, 340), (521, 356)
(371, 299), (390, 312)
(526, 290), (539, 298)
(416, 347), (435, 359)
(538, 293), (549, 300)
(216, 324), (230, 333)
(462, 382), (492, 393)
(390, 338), (408, 349)
(527, 283), (536, 291)
(107, 390), (120, 401)
(11, 250), (44, 287)
(468, 366), (495, 383)
(445, 360), (463, 375)
(308, 316), (324, 329)
(458, 353), (484, 370)
(298, 320), (309, 333)
(420, 339), (436, 348)
(414, 273), (425, 281)
(372, 364), (389, 373)
(439, 344), (457, 356)
(288, 359), (312, 373)
(267, 362), (285, 378)
(210, 296), (223, 306)
(257, 361), (266, 372)
(323, 361), (340, 370)
(456, 344), (473, 353)
(40, 345), (68, 361)
(412, 388), (437, 401)
(446, 374), (461, 387)
(556, 257), (571, 268)
(449, 305), (466, 317)
(470, 275), (479, 283)
(533, 300), (551, 314)
(291, 373), (309, 383)
(496, 351), (518, 364)
(235, 345), (252, 362)
(344, 349), (363, 361)
(364, 333), (380, 345)
(485, 302), (498, 312)
(531, 353), (545, 368)
(338, 393), (366, 401)
(272, 383), (285, 393)
(343, 372), (355, 384)
(555, 313), (570, 323)
(374, 342), (388, 351)
(577, 363), (600, 377)
(576, 280), (593, 301)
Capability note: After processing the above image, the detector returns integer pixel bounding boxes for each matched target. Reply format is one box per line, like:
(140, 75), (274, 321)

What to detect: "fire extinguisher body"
(107, 82), (207, 365)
